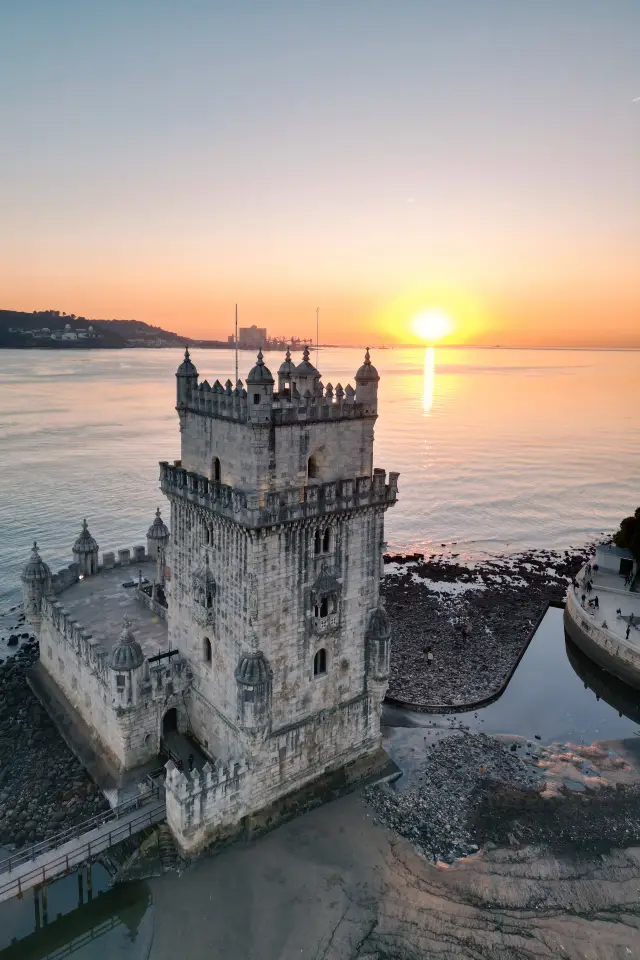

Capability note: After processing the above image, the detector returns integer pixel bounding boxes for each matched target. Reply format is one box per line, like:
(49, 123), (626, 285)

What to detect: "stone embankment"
(0, 616), (109, 853)
(383, 547), (588, 710)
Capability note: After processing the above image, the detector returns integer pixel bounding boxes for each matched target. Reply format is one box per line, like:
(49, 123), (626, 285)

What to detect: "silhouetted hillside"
(0, 310), (126, 348)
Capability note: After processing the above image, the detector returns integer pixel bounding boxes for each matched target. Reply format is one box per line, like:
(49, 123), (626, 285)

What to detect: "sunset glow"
(412, 311), (454, 344)
(0, 3), (638, 347)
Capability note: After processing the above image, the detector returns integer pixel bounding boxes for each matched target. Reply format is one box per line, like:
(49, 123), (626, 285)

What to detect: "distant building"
(238, 325), (267, 349)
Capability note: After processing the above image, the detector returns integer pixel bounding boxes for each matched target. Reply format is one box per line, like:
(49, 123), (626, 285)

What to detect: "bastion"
(22, 347), (399, 854)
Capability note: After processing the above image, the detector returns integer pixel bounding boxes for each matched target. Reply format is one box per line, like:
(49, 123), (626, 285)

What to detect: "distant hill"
(0, 310), (126, 348)
(0, 310), (233, 349)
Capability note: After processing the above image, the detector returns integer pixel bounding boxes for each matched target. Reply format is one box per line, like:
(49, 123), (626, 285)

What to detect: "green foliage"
(613, 507), (640, 563)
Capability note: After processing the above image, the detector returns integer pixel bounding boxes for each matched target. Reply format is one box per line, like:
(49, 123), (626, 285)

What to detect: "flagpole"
(235, 304), (238, 383)
(316, 307), (319, 368)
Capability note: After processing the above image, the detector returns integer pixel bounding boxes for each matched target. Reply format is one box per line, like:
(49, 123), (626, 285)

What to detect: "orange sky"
(1, 3), (639, 348)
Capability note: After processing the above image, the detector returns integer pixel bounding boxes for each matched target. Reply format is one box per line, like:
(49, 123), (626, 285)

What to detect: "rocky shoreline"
(383, 546), (589, 709)
(0, 627), (109, 853)
(365, 730), (640, 865)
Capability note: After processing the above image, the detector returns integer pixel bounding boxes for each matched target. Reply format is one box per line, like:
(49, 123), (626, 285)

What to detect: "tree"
(613, 507), (640, 563)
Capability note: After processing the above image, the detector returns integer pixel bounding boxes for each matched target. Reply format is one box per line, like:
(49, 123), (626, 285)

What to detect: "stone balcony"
(159, 462), (399, 528)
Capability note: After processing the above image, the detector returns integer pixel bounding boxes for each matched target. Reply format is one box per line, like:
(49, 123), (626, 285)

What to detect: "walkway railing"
(0, 801), (165, 903)
(0, 783), (162, 877)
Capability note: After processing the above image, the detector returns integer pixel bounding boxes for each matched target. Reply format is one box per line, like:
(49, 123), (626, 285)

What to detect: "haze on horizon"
(0, 1), (638, 348)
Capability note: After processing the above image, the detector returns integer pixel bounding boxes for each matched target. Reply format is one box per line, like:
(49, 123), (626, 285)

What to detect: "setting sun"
(412, 310), (454, 343)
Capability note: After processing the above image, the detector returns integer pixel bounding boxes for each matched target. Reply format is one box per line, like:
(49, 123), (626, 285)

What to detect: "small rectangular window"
(116, 675), (125, 688)
(253, 393), (260, 404)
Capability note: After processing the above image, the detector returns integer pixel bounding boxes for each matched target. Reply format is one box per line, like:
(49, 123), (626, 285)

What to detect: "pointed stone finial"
(303, 345), (310, 362)
(184, 346), (190, 361)
(256, 349), (264, 364)
(285, 346), (291, 360)
(365, 347), (371, 364)
(155, 507), (161, 519)
(82, 518), (88, 532)
(32, 540), (40, 557)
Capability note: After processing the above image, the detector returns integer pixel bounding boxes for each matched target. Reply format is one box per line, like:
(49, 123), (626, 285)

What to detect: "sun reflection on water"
(423, 346), (435, 415)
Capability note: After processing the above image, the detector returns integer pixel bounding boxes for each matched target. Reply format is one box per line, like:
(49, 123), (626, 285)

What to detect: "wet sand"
(147, 780), (640, 960)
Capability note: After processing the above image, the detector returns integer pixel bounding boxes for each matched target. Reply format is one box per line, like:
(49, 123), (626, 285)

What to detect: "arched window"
(313, 648), (327, 676)
(314, 529), (321, 555)
(320, 597), (328, 618)
(308, 455), (318, 480)
(203, 637), (212, 663)
(211, 457), (221, 483)
(322, 528), (331, 553)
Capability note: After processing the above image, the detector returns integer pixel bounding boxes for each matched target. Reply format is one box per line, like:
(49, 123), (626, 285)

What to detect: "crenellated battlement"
(40, 595), (111, 685)
(184, 377), (370, 424)
(160, 461), (399, 527)
(164, 756), (248, 851)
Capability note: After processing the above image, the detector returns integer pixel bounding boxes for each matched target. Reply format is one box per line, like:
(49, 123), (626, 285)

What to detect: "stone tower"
(21, 541), (52, 627)
(160, 347), (398, 852)
(72, 519), (99, 576)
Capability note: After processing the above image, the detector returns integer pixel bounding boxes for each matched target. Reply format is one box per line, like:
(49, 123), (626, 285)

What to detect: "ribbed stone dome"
(355, 348), (379, 383)
(278, 347), (296, 377)
(176, 347), (198, 378)
(295, 345), (319, 379)
(21, 542), (51, 583)
(73, 519), (99, 555)
(235, 651), (270, 686)
(109, 617), (144, 671)
(147, 507), (170, 542)
(246, 350), (274, 384)
(367, 605), (390, 639)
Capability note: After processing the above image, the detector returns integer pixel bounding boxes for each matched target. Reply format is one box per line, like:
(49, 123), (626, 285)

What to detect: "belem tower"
(21, 347), (399, 854)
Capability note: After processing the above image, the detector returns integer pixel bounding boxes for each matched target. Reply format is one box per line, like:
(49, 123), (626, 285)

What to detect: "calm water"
(0, 346), (638, 608)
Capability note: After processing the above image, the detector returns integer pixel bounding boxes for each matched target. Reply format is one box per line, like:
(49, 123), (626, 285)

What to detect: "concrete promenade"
(0, 796), (166, 903)
(564, 563), (640, 689)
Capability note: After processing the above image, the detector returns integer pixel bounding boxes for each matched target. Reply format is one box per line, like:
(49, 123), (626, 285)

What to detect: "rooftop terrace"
(59, 560), (168, 658)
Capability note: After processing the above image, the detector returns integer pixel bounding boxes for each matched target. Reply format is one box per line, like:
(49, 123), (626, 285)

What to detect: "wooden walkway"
(0, 793), (166, 904)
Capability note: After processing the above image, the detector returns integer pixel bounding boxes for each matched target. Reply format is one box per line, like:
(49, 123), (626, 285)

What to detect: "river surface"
(0, 346), (639, 608)
(1, 346), (639, 957)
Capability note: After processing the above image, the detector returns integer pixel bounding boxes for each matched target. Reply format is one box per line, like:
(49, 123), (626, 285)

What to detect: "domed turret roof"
(367, 604), (390, 639)
(278, 347), (296, 377)
(247, 350), (274, 384)
(73, 519), (99, 555)
(235, 650), (270, 686)
(109, 617), (144, 672)
(21, 541), (52, 584)
(147, 507), (170, 542)
(295, 345), (320, 379)
(176, 347), (198, 378)
(355, 348), (379, 382)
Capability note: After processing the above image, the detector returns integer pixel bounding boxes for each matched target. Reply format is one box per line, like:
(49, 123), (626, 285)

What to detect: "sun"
(412, 309), (453, 343)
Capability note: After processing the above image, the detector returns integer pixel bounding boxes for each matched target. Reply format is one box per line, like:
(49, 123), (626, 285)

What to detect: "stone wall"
(38, 597), (192, 772)
(165, 691), (381, 854)
(179, 402), (376, 491)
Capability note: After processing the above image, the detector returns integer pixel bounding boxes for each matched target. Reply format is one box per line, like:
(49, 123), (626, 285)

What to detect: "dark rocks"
(0, 642), (109, 851)
(384, 546), (589, 709)
(364, 732), (543, 863)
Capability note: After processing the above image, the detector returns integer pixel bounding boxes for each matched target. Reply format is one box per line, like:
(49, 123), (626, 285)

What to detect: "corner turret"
(355, 348), (379, 415)
(176, 347), (198, 412)
(292, 345), (320, 397)
(277, 347), (296, 394)
(147, 506), (170, 588)
(246, 350), (274, 423)
(21, 541), (52, 627)
(109, 617), (145, 708)
(72, 519), (99, 576)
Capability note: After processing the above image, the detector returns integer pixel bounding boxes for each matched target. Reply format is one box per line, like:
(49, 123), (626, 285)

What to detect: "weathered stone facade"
(161, 347), (397, 852)
(22, 347), (397, 854)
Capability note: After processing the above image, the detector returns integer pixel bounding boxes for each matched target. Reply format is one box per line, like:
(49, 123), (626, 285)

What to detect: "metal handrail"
(0, 802), (165, 902)
(0, 784), (161, 876)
